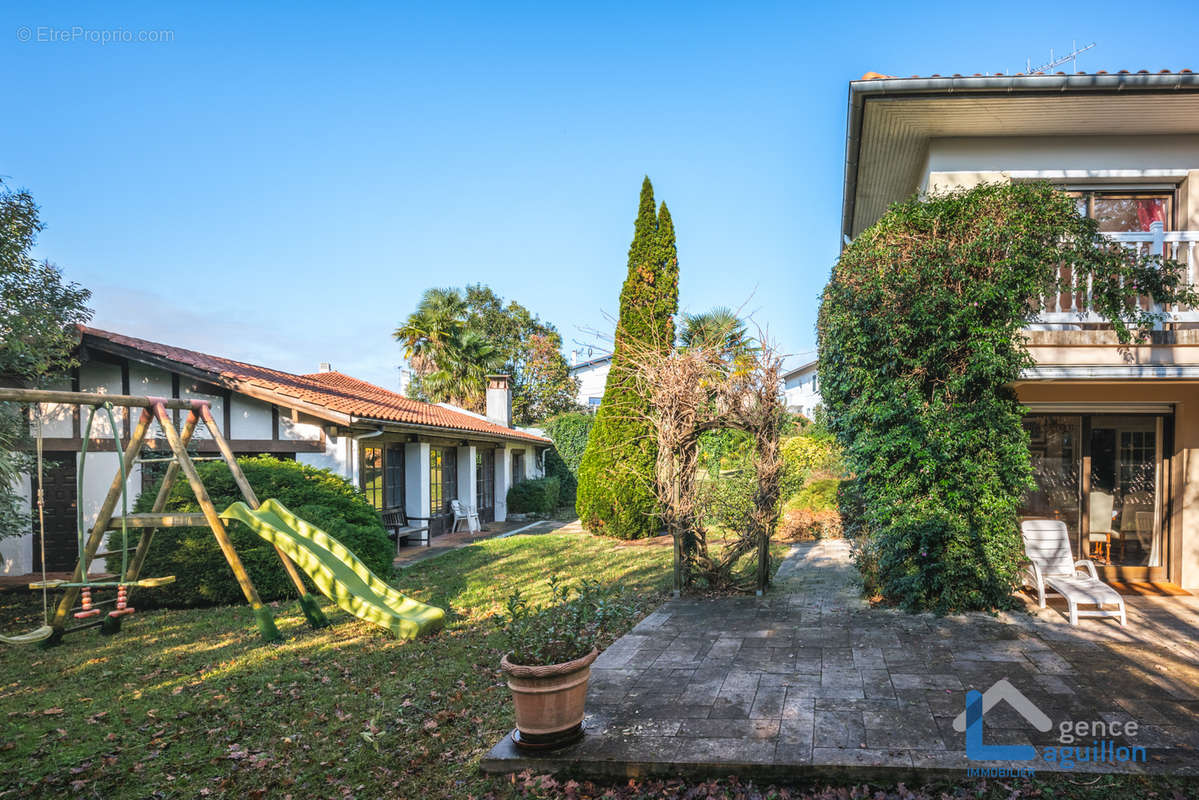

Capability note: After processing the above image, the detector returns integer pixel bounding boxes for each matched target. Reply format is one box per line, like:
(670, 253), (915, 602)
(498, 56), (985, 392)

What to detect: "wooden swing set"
(0, 387), (330, 647)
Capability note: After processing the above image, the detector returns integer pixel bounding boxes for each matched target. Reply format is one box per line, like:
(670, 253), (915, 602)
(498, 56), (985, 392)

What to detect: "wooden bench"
(381, 507), (430, 550)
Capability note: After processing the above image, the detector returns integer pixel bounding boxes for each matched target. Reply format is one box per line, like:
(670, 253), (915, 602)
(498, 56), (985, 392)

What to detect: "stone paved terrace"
(483, 540), (1199, 782)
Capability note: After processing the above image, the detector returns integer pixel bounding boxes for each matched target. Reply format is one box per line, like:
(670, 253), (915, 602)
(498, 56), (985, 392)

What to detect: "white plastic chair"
(450, 499), (480, 532)
(1021, 519), (1126, 626)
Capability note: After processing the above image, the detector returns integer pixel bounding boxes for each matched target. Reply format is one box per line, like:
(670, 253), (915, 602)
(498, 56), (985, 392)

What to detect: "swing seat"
(0, 625), (55, 646)
(131, 576), (175, 588)
(28, 579), (66, 590)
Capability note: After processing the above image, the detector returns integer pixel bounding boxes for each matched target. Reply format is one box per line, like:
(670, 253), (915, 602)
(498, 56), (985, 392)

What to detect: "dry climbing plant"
(622, 333), (785, 593)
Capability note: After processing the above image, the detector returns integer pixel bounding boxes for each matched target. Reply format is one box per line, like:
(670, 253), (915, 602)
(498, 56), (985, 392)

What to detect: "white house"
(781, 360), (821, 417)
(2, 326), (548, 576)
(569, 353), (612, 411)
(844, 68), (1199, 588)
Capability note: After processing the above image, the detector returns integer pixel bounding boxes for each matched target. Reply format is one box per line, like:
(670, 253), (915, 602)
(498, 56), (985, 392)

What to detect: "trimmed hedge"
(110, 456), (393, 607)
(507, 476), (561, 514)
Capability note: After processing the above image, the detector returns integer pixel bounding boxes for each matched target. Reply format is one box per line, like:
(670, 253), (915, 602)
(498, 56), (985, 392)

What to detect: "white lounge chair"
(450, 499), (481, 533)
(1021, 519), (1126, 626)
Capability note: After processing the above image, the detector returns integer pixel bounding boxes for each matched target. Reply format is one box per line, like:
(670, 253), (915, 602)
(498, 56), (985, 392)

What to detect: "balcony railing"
(1035, 222), (1199, 326)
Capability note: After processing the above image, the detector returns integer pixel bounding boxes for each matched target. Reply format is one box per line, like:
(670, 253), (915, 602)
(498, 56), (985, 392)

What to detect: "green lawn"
(0, 532), (675, 799)
(0, 532), (1190, 800)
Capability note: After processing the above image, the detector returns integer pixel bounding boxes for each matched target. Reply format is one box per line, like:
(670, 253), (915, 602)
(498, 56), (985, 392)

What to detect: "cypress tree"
(576, 177), (679, 538)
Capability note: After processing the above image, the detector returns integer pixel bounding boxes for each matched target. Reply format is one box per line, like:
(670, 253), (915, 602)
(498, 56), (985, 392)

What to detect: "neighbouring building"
(2, 327), (548, 575)
(782, 360), (821, 417)
(843, 69), (1199, 588)
(569, 352), (612, 412)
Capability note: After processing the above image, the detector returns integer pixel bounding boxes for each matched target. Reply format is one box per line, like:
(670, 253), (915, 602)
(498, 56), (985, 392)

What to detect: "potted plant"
(498, 577), (629, 750)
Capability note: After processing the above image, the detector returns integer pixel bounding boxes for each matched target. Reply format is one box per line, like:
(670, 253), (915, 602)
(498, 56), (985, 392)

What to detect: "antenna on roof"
(1026, 40), (1096, 74)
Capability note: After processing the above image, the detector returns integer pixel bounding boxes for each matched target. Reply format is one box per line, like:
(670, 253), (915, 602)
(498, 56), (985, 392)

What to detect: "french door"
(1023, 413), (1170, 581)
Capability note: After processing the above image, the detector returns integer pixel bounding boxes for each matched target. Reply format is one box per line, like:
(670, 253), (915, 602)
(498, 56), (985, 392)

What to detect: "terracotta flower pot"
(500, 647), (598, 750)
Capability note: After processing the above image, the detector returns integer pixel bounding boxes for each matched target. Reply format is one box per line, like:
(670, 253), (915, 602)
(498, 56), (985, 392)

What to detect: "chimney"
(318, 362), (332, 372)
(486, 374), (512, 428)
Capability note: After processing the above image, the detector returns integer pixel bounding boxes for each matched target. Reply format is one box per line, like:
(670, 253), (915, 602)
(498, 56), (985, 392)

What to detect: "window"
(476, 449), (495, 510)
(385, 445), (405, 509)
(511, 450), (525, 484)
(362, 446), (384, 509)
(430, 446), (457, 515)
(1070, 190), (1173, 233)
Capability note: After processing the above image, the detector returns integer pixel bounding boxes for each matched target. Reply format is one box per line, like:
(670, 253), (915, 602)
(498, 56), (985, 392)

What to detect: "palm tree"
(678, 307), (754, 358)
(421, 328), (504, 411)
(394, 288), (468, 375)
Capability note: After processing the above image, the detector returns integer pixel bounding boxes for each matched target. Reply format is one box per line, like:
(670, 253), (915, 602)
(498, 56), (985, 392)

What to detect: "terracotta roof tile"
(80, 326), (549, 444)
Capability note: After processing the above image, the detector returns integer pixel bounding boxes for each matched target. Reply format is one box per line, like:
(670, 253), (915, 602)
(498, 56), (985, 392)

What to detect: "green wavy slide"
(220, 498), (445, 639)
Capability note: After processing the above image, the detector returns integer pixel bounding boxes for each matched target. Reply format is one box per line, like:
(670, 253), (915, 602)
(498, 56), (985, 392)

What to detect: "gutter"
(840, 71), (1199, 242)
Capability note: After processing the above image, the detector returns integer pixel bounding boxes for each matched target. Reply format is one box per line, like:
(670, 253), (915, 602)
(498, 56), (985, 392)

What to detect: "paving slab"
(481, 539), (1199, 781)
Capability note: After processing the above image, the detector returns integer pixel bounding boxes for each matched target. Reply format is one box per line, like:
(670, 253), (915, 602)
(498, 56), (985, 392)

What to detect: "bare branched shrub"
(622, 333), (785, 593)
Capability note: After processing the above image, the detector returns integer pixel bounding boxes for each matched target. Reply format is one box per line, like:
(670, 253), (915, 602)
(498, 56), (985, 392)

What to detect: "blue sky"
(4, 1), (1196, 388)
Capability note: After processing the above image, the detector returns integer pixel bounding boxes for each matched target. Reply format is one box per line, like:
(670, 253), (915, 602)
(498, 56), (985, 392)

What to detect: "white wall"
(1, 473), (32, 575)
(279, 416), (322, 442)
(78, 362), (126, 438)
(405, 442), (431, 519)
(128, 364), (173, 440)
(179, 382), (223, 440)
(230, 395), (274, 440)
(297, 433), (356, 483)
(572, 360), (611, 410)
(457, 445), (476, 511)
(494, 445), (512, 522)
(33, 377), (74, 439)
(921, 135), (1199, 192)
(782, 368), (821, 417)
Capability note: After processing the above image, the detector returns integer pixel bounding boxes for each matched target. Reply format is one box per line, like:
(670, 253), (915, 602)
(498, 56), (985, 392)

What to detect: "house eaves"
(843, 70), (1199, 241)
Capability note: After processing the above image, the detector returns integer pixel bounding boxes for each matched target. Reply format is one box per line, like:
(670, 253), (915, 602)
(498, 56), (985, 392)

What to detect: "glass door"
(1022, 413), (1168, 581)
(1024, 416), (1083, 542)
(1086, 416), (1164, 579)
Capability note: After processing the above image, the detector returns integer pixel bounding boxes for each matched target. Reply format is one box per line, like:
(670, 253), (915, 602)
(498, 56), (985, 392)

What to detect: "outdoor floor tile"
(811, 747), (913, 768)
(483, 540), (1199, 780)
(677, 718), (780, 739)
(814, 709), (866, 749)
(863, 708), (944, 750)
(675, 737), (779, 765)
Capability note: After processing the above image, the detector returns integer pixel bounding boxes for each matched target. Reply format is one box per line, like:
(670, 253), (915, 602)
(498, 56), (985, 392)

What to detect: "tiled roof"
(860, 69), (1193, 80)
(80, 326), (549, 444)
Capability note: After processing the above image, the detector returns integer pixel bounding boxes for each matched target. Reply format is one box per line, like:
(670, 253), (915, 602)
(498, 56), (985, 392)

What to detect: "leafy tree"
(0, 186), (92, 380)
(818, 183), (1196, 612)
(576, 177), (679, 538)
(395, 285), (578, 422)
(0, 184), (92, 540)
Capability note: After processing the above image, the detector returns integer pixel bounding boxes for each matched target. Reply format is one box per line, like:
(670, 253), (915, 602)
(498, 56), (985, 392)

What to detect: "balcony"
(1035, 222), (1199, 327)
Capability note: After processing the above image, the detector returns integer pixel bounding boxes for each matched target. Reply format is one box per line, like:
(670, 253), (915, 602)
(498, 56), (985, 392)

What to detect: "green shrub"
(111, 456), (393, 607)
(542, 448), (576, 507)
(541, 411), (592, 474)
(784, 478), (840, 513)
(507, 476), (561, 514)
(818, 182), (1196, 613)
(779, 434), (841, 500)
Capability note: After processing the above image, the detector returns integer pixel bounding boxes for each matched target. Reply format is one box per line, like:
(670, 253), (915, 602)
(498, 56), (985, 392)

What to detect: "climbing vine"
(818, 183), (1197, 612)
